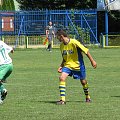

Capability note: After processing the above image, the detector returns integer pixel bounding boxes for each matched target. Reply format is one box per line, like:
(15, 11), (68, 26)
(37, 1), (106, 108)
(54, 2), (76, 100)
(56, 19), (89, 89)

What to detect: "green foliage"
(16, 0), (96, 10)
(100, 34), (120, 47)
(108, 35), (120, 46)
(0, 48), (120, 120)
(68, 9), (90, 44)
(0, 0), (15, 10)
(77, 26), (90, 44)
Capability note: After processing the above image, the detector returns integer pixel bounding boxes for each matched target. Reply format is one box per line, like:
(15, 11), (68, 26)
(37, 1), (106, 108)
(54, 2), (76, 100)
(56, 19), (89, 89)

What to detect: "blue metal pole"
(46, 9), (48, 26)
(65, 10), (68, 27)
(96, 12), (98, 43)
(105, 10), (108, 46)
(14, 16), (24, 48)
(80, 10), (83, 28)
(49, 10), (51, 21)
(82, 14), (98, 43)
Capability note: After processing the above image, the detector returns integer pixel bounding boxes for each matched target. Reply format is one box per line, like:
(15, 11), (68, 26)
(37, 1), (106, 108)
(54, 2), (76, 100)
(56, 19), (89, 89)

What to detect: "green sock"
(0, 83), (5, 93)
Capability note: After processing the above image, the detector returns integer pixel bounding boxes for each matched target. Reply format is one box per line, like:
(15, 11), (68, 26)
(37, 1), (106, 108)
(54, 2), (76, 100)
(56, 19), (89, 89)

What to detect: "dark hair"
(56, 29), (68, 37)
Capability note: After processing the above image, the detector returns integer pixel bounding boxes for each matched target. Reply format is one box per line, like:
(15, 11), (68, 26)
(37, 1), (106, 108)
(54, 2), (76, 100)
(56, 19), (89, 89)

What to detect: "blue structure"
(0, 9), (98, 43)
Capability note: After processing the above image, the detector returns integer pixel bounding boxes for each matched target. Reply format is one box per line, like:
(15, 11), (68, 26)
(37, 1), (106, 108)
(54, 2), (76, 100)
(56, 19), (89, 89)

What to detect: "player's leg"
(0, 81), (7, 101)
(48, 41), (52, 52)
(57, 72), (69, 105)
(80, 79), (91, 102)
(47, 36), (52, 51)
(47, 41), (50, 50)
(48, 36), (52, 52)
(0, 81), (5, 104)
(0, 65), (6, 101)
(0, 64), (13, 102)
(76, 70), (91, 102)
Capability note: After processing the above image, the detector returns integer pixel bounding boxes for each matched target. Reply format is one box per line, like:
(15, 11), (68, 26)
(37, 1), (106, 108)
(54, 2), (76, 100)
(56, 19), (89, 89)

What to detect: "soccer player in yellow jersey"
(56, 29), (97, 105)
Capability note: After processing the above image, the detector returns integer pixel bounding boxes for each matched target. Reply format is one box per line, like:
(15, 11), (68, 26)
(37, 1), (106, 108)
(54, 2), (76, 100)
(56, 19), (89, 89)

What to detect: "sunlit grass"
(0, 48), (120, 120)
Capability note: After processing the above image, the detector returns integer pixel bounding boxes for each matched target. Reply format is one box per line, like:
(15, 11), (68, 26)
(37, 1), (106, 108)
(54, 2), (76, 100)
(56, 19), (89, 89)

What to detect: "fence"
(100, 33), (120, 47)
(0, 9), (98, 48)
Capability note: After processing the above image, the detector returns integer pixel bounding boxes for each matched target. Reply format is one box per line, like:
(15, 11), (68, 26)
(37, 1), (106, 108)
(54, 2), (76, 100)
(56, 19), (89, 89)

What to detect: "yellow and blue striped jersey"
(60, 39), (89, 70)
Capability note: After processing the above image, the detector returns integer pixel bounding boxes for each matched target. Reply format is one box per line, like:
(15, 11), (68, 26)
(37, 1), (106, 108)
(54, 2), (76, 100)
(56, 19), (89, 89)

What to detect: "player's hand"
(11, 49), (14, 54)
(91, 60), (97, 69)
(58, 67), (62, 73)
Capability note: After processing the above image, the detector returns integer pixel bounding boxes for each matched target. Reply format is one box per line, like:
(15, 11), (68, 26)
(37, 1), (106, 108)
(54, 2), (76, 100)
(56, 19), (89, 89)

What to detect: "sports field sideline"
(0, 48), (120, 120)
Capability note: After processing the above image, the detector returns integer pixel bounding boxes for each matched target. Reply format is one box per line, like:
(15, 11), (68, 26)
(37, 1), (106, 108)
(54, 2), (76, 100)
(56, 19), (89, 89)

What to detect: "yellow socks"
(59, 81), (66, 101)
(83, 83), (90, 99)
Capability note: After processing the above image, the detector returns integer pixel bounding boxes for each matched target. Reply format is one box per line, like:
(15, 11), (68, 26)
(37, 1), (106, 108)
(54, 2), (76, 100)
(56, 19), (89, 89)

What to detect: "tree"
(108, 11), (120, 33)
(16, 0), (96, 10)
(0, 0), (15, 10)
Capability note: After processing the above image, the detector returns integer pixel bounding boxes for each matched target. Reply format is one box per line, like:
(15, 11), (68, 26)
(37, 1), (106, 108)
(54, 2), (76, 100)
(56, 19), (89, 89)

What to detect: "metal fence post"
(26, 36), (28, 48)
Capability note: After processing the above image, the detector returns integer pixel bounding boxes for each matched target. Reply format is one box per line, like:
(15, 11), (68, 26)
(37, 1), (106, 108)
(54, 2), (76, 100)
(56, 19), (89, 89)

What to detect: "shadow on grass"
(111, 96), (120, 98)
(35, 100), (85, 104)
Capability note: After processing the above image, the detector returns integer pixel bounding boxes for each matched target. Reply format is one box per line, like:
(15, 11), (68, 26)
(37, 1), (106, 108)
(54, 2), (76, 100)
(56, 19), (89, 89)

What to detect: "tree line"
(16, 0), (97, 10)
(0, 0), (15, 10)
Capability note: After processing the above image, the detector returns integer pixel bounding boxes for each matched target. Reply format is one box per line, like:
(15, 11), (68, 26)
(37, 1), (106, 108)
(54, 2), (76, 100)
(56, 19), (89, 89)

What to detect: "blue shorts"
(62, 67), (86, 80)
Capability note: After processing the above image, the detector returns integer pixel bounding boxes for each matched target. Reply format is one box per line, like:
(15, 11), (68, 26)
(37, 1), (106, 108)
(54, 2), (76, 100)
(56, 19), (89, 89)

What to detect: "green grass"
(0, 48), (120, 120)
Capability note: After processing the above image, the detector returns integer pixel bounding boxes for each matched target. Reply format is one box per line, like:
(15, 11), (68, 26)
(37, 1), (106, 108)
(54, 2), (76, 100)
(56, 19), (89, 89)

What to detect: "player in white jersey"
(0, 41), (14, 104)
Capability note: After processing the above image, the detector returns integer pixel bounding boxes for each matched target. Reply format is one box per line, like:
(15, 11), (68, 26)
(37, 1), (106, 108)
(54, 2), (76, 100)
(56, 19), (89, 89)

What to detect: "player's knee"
(81, 79), (87, 85)
(59, 76), (65, 81)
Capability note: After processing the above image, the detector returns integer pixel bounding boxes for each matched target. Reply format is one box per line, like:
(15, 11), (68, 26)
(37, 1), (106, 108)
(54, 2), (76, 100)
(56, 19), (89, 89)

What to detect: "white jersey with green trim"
(0, 41), (12, 65)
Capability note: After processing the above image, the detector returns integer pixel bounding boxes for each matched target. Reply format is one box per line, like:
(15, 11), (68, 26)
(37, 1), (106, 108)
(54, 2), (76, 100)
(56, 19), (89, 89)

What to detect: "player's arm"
(58, 59), (65, 73)
(86, 51), (97, 69)
(52, 30), (55, 38)
(2, 41), (14, 54)
(10, 48), (14, 54)
(46, 30), (49, 38)
(74, 40), (97, 68)
(7, 47), (14, 54)
(75, 40), (89, 54)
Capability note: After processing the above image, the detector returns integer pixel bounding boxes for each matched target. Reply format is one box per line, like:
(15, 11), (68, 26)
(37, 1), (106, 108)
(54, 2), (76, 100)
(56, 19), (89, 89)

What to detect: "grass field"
(0, 48), (120, 120)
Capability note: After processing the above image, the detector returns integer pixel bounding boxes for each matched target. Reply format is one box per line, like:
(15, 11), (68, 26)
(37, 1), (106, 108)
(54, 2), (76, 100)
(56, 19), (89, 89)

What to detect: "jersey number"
(0, 48), (7, 60)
